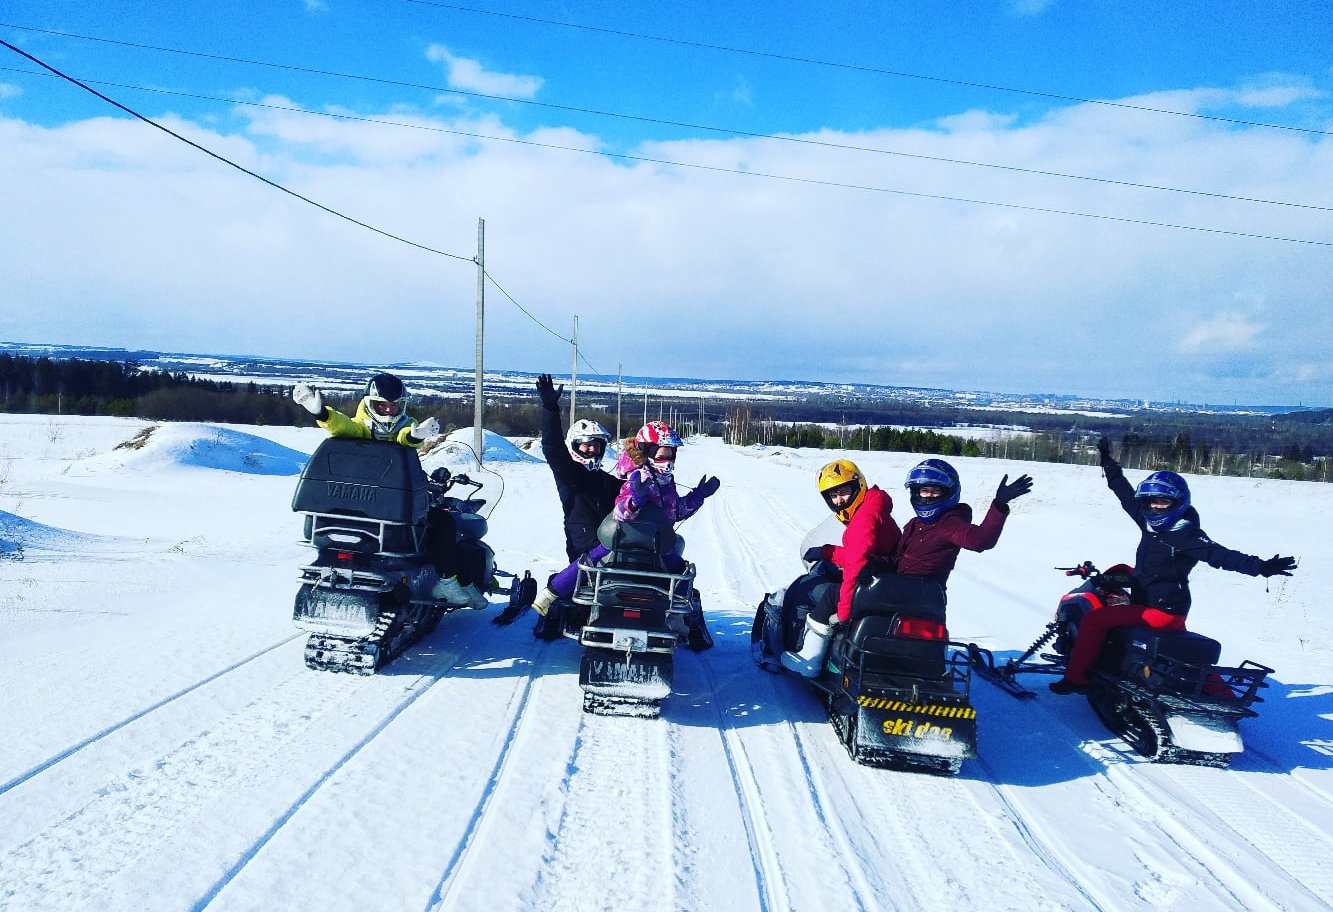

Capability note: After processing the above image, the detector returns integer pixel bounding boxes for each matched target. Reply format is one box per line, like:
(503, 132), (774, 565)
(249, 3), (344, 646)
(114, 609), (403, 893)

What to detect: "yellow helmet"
(817, 459), (868, 524)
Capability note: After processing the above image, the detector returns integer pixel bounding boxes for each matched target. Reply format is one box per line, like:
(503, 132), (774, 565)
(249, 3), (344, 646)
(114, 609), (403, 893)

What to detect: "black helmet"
(363, 373), (408, 435)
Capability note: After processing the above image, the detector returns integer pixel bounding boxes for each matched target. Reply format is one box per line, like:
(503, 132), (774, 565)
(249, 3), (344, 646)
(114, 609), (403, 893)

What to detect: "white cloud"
(0, 83), (21, 100)
(301, 0), (328, 11)
(1008, 0), (1055, 15)
(425, 45), (543, 100)
(2, 80), (1330, 405)
(1177, 314), (1267, 355)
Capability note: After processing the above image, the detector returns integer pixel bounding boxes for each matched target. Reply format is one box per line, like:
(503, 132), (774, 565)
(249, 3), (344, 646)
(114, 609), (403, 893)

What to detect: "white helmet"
(566, 419), (612, 470)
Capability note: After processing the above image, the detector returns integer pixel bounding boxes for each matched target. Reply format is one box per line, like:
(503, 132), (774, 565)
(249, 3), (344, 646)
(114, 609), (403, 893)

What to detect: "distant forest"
(3, 354), (1329, 482)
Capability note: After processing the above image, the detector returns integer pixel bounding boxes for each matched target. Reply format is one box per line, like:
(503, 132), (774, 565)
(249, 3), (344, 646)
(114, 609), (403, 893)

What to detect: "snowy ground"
(1, 413), (1330, 912)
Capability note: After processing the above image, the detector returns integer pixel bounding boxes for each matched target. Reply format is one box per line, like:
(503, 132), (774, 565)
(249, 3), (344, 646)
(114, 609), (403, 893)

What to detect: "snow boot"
(532, 587), (559, 616)
(431, 575), (469, 605)
(1048, 678), (1089, 695)
(780, 616), (831, 678)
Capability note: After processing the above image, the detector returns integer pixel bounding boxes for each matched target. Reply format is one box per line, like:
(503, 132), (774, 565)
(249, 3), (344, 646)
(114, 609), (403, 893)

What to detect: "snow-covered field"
(1, 413), (1330, 912)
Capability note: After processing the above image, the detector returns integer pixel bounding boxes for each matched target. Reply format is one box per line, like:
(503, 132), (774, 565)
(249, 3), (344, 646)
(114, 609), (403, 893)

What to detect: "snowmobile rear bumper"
(293, 583), (385, 638)
(578, 647), (673, 714)
(845, 693), (978, 767)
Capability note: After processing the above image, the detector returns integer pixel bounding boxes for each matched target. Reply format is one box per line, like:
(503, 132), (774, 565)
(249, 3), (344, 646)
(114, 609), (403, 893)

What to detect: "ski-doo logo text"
(326, 482), (377, 503)
(882, 717), (954, 741)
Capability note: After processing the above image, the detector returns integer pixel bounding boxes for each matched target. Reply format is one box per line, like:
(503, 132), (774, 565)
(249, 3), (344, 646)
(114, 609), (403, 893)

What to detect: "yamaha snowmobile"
(559, 506), (704, 718)
(969, 561), (1273, 767)
(291, 436), (533, 674)
(753, 521), (977, 775)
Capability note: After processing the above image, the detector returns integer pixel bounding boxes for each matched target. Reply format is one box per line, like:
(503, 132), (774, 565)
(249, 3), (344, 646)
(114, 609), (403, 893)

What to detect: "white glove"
(292, 383), (324, 416)
(412, 416), (441, 440)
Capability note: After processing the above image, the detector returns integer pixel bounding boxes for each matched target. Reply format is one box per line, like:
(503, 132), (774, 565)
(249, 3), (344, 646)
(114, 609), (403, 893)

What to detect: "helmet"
(362, 372), (408, 437)
(905, 458), (960, 522)
(817, 459), (868, 524)
(1135, 471), (1191, 531)
(566, 419), (612, 470)
(635, 420), (683, 476)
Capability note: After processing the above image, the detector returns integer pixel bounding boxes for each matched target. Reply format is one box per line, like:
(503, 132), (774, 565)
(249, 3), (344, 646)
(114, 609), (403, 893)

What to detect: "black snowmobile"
(753, 522), (977, 775)
(291, 436), (533, 674)
(969, 561), (1273, 767)
(558, 505), (705, 717)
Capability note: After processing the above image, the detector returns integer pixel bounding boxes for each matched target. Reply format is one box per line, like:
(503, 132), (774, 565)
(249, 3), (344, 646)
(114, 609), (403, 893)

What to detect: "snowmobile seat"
(595, 507), (678, 571)
(292, 437), (429, 553)
(849, 573), (947, 623)
(1107, 626), (1222, 668)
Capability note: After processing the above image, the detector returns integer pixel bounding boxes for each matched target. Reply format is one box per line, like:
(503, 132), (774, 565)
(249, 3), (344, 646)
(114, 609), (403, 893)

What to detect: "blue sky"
(2, 1), (1331, 405)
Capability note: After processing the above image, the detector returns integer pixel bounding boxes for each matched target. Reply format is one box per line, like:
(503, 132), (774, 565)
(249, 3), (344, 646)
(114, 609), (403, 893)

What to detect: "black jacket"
(1103, 458), (1265, 615)
(541, 406), (623, 561)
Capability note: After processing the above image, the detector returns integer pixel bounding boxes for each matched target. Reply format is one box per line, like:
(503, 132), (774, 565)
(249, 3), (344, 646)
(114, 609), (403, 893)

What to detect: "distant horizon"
(1, 339), (1319, 413)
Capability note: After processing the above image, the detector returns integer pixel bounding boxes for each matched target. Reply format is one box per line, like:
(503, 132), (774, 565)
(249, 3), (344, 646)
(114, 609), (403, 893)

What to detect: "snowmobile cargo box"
(293, 438), (429, 523)
(1102, 626), (1222, 691)
(293, 438), (429, 553)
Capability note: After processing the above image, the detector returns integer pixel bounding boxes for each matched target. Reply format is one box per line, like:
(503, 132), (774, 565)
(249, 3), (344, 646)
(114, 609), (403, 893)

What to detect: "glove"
(292, 383), (324, 416)
(535, 373), (563, 411)
(411, 416), (441, 441)
(802, 545), (827, 564)
(696, 475), (720, 498)
(1258, 554), (1296, 577)
(994, 473), (1033, 506)
(627, 466), (652, 505)
(1097, 436), (1112, 463)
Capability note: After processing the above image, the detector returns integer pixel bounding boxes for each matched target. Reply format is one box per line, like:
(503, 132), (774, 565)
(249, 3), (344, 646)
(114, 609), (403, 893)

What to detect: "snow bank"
(421, 428), (542, 474)
(0, 508), (120, 557)
(75, 424), (309, 476)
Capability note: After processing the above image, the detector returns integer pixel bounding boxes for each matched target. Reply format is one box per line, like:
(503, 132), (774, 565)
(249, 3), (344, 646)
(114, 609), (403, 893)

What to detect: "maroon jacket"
(822, 486), (901, 622)
(892, 501), (1010, 587)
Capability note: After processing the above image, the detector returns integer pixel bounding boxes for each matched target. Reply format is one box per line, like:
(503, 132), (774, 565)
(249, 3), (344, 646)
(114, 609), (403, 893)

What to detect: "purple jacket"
(612, 448), (706, 523)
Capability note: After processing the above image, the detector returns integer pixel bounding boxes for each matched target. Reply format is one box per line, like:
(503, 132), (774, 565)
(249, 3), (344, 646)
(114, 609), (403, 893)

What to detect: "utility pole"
(569, 315), (578, 428)
(616, 363), (623, 441)
(473, 217), (485, 464)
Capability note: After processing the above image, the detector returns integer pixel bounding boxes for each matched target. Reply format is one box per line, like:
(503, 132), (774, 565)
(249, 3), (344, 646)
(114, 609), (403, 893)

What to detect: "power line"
(0, 43), (617, 374)
(0, 39), (477, 265)
(402, 0), (1333, 139)
(1, 22), (1326, 214)
(3, 63), (1327, 247)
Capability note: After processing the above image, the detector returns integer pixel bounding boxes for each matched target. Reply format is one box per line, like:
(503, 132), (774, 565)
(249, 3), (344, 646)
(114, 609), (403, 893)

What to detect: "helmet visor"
(369, 397), (403, 418)
(572, 437), (606, 460)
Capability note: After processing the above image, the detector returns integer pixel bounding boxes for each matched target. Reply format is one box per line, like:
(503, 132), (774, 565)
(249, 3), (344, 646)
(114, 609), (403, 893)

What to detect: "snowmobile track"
(424, 648), (552, 912)
(0, 632), (303, 798)
(693, 652), (793, 912)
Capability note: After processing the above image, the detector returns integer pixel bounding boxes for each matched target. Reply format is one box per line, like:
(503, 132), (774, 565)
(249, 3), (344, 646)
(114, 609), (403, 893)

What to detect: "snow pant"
(547, 543), (686, 599)
(1063, 603), (1186, 683)
(424, 509), (488, 588)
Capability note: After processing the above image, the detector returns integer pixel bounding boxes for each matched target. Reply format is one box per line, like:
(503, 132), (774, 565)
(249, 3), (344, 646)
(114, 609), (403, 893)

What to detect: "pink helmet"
(635, 421), (682, 475)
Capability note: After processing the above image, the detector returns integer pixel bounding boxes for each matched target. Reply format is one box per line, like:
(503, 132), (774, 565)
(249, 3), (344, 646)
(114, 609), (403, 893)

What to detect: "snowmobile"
(558, 505), (704, 718)
(753, 521), (977, 775)
(969, 561), (1273, 767)
(291, 436), (534, 674)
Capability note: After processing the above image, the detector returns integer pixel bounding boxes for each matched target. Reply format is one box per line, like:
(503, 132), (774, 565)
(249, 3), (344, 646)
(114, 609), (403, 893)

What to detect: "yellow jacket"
(318, 399), (422, 448)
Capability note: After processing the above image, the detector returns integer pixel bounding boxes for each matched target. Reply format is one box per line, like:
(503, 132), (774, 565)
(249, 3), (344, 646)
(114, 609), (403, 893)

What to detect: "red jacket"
(824, 486), (901, 622)
(892, 501), (1009, 587)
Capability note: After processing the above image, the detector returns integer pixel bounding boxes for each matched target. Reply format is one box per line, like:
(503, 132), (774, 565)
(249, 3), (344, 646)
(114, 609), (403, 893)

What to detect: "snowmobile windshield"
(798, 513), (845, 562)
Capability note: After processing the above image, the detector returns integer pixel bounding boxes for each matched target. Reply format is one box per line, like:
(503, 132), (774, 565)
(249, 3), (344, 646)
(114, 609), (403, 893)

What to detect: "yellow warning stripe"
(856, 695), (976, 719)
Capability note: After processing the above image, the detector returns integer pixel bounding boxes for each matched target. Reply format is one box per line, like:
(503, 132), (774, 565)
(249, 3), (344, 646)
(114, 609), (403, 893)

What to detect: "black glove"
(994, 473), (1033, 506)
(696, 475), (720, 498)
(1097, 436), (1112, 462)
(535, 373), (563, 411)
(803, 545), (827, 563)
(1258, 554), (1296, 577)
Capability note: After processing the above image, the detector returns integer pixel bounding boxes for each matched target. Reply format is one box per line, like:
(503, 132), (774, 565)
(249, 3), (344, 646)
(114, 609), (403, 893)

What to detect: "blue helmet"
(1135, 471), (1191, 531)
(905, 459), (960, 522)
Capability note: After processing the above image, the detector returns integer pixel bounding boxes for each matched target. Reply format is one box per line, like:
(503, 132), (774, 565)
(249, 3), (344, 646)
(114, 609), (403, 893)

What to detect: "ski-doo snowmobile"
(969, 561), (1273, 767)
(560, 505), (702, 717)
(291, 436), (532, 674)
(753, 521), (977, 775)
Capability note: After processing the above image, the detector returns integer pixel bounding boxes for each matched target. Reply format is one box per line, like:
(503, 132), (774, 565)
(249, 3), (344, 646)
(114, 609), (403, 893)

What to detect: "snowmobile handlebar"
(1056, 561), (1099, 579)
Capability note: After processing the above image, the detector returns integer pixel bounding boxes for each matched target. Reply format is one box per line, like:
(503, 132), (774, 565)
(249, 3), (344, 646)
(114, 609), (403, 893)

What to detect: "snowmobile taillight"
(336, 551), (355, 562)
(624, 609), (641, 619)
(891, 617), (948, 640)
